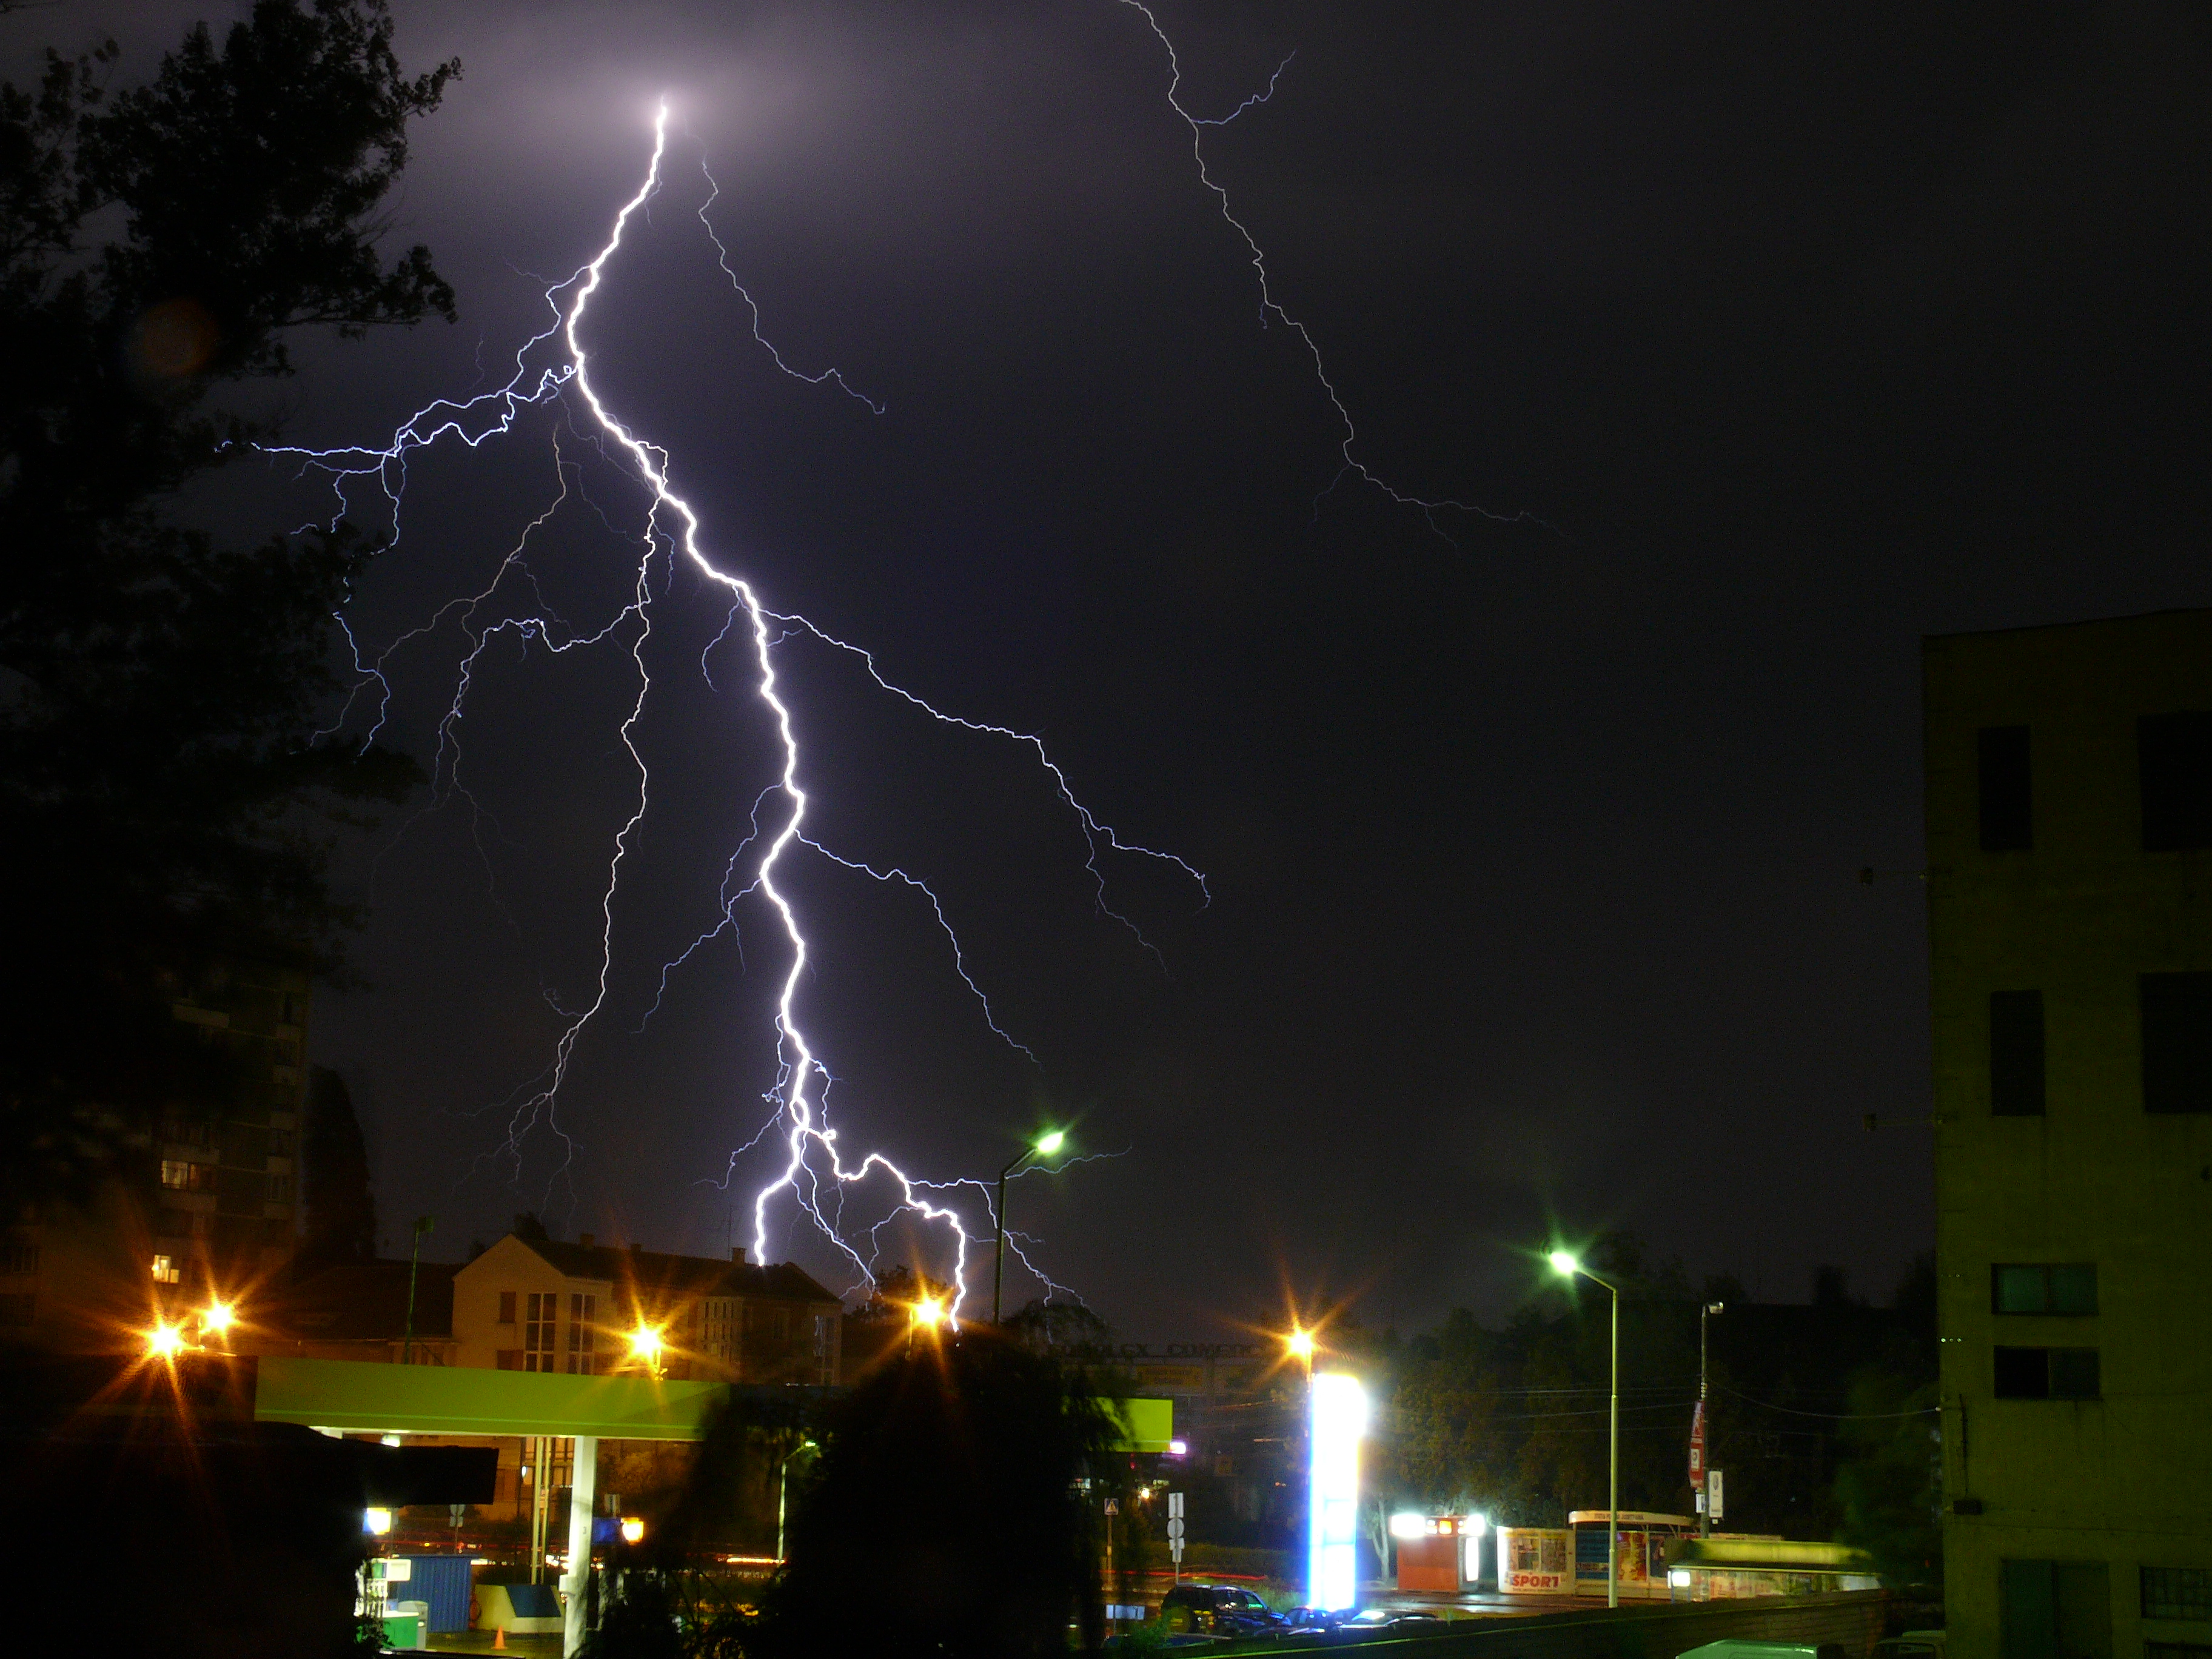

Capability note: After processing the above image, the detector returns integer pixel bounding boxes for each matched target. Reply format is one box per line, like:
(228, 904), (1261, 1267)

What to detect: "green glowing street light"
(994, 1130), (1067, 1325)
(1550, 1247), (1621, 1608)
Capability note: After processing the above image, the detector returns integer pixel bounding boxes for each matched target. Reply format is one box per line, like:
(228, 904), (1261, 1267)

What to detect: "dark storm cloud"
(21, 1), (2204, 1334)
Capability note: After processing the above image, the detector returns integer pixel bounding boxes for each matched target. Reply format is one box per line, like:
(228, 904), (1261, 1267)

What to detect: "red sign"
(1688, 1401), (1707, 1486)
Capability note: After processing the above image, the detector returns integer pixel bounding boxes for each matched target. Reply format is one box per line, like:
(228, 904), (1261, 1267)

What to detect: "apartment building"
(1924, 609), (2212, 1659)
(1, 951), (309, 1350)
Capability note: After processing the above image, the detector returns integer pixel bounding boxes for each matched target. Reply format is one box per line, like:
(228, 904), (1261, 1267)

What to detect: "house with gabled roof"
(449, 1231), (842, 1386)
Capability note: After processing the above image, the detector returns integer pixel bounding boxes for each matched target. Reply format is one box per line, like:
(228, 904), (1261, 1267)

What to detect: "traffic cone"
(492, 1627), (506, 1651)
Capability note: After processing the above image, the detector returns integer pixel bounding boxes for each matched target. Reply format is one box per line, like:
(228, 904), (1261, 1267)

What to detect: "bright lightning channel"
(275, 103), (1202, 1320)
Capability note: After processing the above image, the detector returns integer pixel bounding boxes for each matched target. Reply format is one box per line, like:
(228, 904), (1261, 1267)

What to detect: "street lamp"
(908, 1295), (947, 1354)
(993, 1129), (1066, 1325)
(144, 1319), (186, 1361)
(1698, 1301), (1723, 1535)
(628, 1322), (665, 1379)
(400, 1215), (434, 1366)
(1549, 1250), (1621, 1608)
(776, 1438), (818, 1561)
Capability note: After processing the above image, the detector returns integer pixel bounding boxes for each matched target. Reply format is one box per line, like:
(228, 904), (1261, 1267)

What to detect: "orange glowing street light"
(628, 1323), (666, 1378)
(907, 1295), (948, 1353)
(144, 1321), (186, 1360)
(201, 1299), (235, 1338)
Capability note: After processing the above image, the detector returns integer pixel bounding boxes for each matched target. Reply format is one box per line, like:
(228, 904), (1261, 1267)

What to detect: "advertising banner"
(1496, 1527), (1572, 1594)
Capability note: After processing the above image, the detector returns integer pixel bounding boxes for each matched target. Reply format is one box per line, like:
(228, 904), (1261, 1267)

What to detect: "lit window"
(1991, 1264), (2097, 1315)
(152, 1255), (181, 1285)
(159, 1160), (211, 1191)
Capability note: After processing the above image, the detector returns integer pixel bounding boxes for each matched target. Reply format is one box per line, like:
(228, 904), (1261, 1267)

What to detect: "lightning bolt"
(275, 104), (1202, 1320)
(1116, 4), (1552, 543)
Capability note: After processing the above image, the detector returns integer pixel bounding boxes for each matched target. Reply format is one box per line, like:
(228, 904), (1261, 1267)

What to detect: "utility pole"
(400, 1216), (434, 1366)
(1699, 1301), (1723, 1535)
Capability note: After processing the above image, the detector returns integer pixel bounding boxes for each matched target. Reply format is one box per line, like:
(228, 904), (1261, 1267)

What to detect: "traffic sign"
(1167, 1518), (1185, 1540)
(1168, 1492), (1184, 1519)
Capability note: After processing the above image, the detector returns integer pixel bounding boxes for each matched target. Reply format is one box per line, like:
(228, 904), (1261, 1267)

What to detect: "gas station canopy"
(252, 1356), (1173, 1449)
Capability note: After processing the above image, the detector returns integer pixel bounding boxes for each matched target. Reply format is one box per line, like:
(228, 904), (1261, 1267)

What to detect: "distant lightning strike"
(280, 102), (1200, 1318)
(1116, 3), (1547, 542)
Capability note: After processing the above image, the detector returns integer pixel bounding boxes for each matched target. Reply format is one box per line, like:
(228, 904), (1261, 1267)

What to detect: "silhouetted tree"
(0, 1), (455, 1206)
(760, 1335), (1123, 1657)
(1005, 1294), (1113, 1353)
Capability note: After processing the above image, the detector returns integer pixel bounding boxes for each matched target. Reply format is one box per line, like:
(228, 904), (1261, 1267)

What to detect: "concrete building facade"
(1925, 610), (2212, 1659)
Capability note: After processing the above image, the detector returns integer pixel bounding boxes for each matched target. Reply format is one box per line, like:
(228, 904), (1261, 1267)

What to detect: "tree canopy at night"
(0, 0), (455, 1204)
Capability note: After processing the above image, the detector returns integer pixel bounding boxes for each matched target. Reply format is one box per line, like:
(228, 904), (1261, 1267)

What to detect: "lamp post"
(993, 1129), (1065, 1325)
(1699, 1300), (1723, 1535)
(1549, 1250), (1620, 1608)
(400, 1216), (434, 1366)
(776, 1438), (817, 1562)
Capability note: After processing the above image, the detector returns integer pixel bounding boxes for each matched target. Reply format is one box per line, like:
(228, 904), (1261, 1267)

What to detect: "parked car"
(1159, 1583), (1285, 1636)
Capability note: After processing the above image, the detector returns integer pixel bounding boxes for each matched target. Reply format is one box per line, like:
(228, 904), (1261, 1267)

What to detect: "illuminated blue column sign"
(1307, 1372), (1369, 1612)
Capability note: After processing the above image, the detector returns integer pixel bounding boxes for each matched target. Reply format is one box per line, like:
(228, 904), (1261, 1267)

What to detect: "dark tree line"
(1369, 1239), (1940, 1584)
(0, 1), (457, 1208)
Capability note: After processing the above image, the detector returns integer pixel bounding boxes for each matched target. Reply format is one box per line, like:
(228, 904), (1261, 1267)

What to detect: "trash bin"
(383, 1600), (430, 1651)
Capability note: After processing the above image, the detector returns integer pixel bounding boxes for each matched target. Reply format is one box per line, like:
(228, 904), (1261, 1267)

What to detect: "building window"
(159, 1160), (213, 1191)
(1993, 1346), (2100, 1401)
(525, 1292), (558, 1372)
(0, 1293), (35, 1326)
(2144, 1567), (2212, 1622)
(566, 1293), (597, 1373)
(152, 1255), (181, 1285)
(2142, 971), (2212, 1113)
(498, 1291), (517, 1324)
(2140, 712), (2212, 851)
(1989, 990), (2046, 1116)
(1992, 1264), (2097, 1315)
(2002, 1561), (2110, 1659)
(267, 1175), (290, 1203)
(1978, 726), (2033, 851)
(0, 1241), (39, 1276)
(495, 1350), (521, 1371)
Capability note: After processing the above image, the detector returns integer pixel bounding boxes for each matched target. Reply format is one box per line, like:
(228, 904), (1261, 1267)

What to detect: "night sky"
(28, 1), (2210, 1338)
